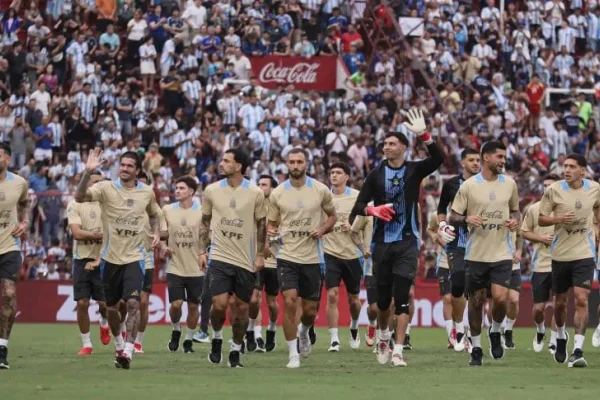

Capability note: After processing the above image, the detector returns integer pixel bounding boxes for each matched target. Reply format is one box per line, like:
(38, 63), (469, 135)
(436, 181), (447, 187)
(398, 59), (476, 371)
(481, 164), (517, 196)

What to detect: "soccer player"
(503, 230), (523, 349)
(436, 148), (480, 352)
(200, 149), (267, 368)
(67, 171), (110, 355)
(351, 109), (444, 367)
(267, 148), (337, 368)
(521, 174), (558, 353)
(75, 149), (162, 369)
(322, 162), (363, 352)
(246, 175), (280, 353)
(0, 143), (30, 369)
(450, 141), (520, 366)
(161, 176), (204, 354)
(538, 154), (599, 367)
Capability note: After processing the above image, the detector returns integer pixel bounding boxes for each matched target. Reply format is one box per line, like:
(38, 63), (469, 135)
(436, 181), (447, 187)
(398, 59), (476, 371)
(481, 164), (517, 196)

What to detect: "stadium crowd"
(1, 0), (599, 281)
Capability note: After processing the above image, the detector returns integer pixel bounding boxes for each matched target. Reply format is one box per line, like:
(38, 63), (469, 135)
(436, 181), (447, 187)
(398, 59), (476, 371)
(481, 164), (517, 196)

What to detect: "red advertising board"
(9, 280), (587, 327)
(249, 55), (337, 91)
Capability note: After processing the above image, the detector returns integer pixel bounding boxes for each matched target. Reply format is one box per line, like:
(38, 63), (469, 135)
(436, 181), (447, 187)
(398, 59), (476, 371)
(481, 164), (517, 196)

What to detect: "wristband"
(420, 132), (432, 143)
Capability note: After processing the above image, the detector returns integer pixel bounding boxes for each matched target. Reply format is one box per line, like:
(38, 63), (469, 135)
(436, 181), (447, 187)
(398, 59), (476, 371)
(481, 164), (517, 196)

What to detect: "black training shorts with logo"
(437, 267), (451, 296)
(208, 260), (255, 304)
(277, 258), (322, 302)
(509, 269), (521, 292)
(324, 253), (363, 295)
(167, 273), (203, 304)
(531, 271), (552, 303)
(100, 260), (144, 306)
(372, 240), (419, 286)
(365, 275), (378, 305)
(465, 260), (512, 295)
(255, 268), (279, 297)
(551, 258), (595, 294)
(73, 258), (105, 302)
(0, 251), (22, 281)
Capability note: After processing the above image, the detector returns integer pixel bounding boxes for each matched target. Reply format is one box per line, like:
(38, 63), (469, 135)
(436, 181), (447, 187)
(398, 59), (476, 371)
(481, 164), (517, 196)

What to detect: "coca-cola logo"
(258, 62), (320, 84)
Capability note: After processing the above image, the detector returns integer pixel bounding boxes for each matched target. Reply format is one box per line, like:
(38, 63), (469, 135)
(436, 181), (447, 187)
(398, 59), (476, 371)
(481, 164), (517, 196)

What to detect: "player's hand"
(85, 148), (106, 173)
(265, 246), (273, 259)
(438, 221), (456, 243)
(163, 246), (173, 257)
(364, 251), (371, 259)
(84, 261), (100, 271)
(402, 108), (427, 135)
(466, 215), (486, 227)
(513, 249), (522, 264)
(366, 204), (395, 222)
(92, 231), (103, 240)
(310, 228), (324, 239)
(11, 220), (28, 238)
(539, 233), (554, 246)
(560, 212), (576, 224)
(199, 252), (208, 272)
(151, 233), (161, 249)
(504, 219), (519, 232)
(254, 254), (265, 271)
(341, 222), (351, 232)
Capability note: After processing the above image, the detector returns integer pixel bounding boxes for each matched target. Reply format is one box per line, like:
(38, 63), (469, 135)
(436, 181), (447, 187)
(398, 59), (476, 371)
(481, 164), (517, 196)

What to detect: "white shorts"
(34, 148), (53, 161)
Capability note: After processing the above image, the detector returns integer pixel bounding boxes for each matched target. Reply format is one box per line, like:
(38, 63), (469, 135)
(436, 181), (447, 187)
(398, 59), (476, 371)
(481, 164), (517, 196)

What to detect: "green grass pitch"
(3, 325), (599, 399)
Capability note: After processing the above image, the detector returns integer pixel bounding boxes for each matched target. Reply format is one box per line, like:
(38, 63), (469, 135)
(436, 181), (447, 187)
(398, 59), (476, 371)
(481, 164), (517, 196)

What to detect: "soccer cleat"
(568, 349), (587, 368)
(488, 328), (504, 360)
(182, 340), (194, 353)
(328, 341), (340, 352)
(403, 334), (412, 350)
(592, 328), (600, 348)
(454, 333), (465, 352)
(78, 347), (93, 356)
(265, 330), (276, 352)
(349, 329), (360, 349)
(134, 343), (144, 354)
(114, 350), (124, 368)
(255, 337), (266, 353)
(554, 332), (569, 364)
(365, 325), (376, 347)
(299, 334), (312, 358)
(245, 331), (257, 352)
(168, 330), (181, 352)
(0, 346), (8, 369)
(503, 330), (515, 349)
(469, 347), (483, 366)
(208, 338), (223, 364)
(193, 331), (210, 343)
(447, 339), (454, 350)
(100, 325), (111, 346)
(376, 338), (391, 365)
(115, 351), (131, 369)
(308, 325), (317, 345)
(391, 351), (407, 367)
(287, 354), (300, 369)
(548, 344), (557, 355)
(533, 332), (545, 353)
(227, 351), (244, 368)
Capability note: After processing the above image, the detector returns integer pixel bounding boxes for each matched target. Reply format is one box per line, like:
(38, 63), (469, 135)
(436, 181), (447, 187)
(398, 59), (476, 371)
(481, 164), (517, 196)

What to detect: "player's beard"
(289, 168), (306, 179)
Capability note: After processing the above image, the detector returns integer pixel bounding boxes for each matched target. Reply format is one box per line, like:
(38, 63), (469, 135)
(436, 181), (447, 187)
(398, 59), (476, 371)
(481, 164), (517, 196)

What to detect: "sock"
(369, 319), (377, 327)
(288, 339), (299, 357)
(350, 319), (359, 330)
(445, 320), (453, 338)
(99, 317), (109, 328)
(114, 335), (125, 351)
(268, 321), (277, 331)
(213, 330), (223, 340)
(574, 334), (584, 351)
(298, 323), (310, 337)
(231, 341), (242, 352)
(393, 344), (403, 354)
(376, 329), (381, 339)
(380, 328), (390, 341)
(535, 322), (546, 334)
(248, 318), (256, 331)
(134, 331), (145, 345)
(81, 333), (92, 348)
(124, 342), (134, 357)
(455, 321), (465, 335)
(172, 322), (181, 332)
(120, 322), (126, 334)
(406, 325), (411, 335)
(557, 325), (566, 340)
(505, 318), (516, 331)
(550, 330), (557, 345)
(329, 328), (339, 343)
(491, 319), (502, 333)
(471, 334), (481, 348)
(186, 328), (195, 341)
(0, 338), (7, 347)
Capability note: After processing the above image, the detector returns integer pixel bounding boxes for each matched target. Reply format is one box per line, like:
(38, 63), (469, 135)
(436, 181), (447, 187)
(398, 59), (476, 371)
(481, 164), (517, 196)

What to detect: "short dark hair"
(287, 147), (308, 160)
(175, 175), (199, 193)
(385, 131), (409, 147)
(330, 162), (351, 176)
(0, 142), (11, 156)
(258, 174), (278, 189)
(225, 148), (250, 173)
(480, 141), (506, 155)
(461, 148), (479, 159)
(120, 151), (142, 170)
(565, 153), (587, 168)
(137, 170), (151, 183)
(543, 173), (561, 182)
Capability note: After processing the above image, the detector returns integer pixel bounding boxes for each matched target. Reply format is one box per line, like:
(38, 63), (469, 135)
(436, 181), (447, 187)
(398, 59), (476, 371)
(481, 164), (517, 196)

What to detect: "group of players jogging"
(1, 107), (600, 370)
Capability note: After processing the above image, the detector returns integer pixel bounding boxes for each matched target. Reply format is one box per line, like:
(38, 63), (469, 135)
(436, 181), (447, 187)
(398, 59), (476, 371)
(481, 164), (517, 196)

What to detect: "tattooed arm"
(199, 213), (212, 254)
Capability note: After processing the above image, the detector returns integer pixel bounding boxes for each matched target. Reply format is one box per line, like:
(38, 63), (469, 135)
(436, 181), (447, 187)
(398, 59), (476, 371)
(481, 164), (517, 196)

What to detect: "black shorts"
(447, 250), (465, 273)
(532, 271), (552, 303)
(100, 260), (145, 307)
(365, 275), (377, 305)
(143, 269), (154, 294)
(208, 260), (255, 304)
(552, 258), (595, 294)
(277, 258), (322, 302)
(465, 260), (512, 295)
(324, 253), (363, 295)
(372, 240), (419, 286)
(509, 269), (521, 292)
(73, 258), (105, 302)
(255, 268), (279, 297)
(437, 267), (451, 296)
(0, 251), (21, 281)
(167, 273), (203, 304)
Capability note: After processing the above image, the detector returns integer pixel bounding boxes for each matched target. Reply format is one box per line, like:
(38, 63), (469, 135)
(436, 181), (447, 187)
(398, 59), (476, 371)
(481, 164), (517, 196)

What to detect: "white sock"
(268, 321), (277, 332)
(185, 328), (195, 341)
(557, 325), (566, 340)
(120, 322), (126, 334)
(81, 333), (92, 348)
(172, 322), (181, 332)
(574, 334), (585, 351)
(455, 321), (465, 335)
(99, 317), (109, 328)
(368, 319), (377, 327)
(491, 319), (502, 333)
(248, 318), (256, 331)
(298, 323), (310, 337)
(231, 341), (242, 352)
(350, 319), (359, 330)
(254, 325), (263, 338)
(550, 330), (557, 345)
(114, 335), (125, 351)
(471, 335), (481, 348)
(329, 328), (339, 343)
(213, 330), (223, 340)
(393, 344), (403, 354)
(134, 331), (144, 345)
(535, 322), (546, 334)
(0, 338), (7, 347)
(445, 320), (453, 338)
(380, 328), (390, 341)
(288, 339), (299, 357)
(124, 342), (134, 357)
(505, 318), (516, 331)
(406, 325), (411, 335)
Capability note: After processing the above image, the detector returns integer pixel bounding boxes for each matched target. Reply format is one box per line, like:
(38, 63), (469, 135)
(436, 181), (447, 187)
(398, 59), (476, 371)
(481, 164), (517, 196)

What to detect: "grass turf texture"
(3, 325), (598, 399)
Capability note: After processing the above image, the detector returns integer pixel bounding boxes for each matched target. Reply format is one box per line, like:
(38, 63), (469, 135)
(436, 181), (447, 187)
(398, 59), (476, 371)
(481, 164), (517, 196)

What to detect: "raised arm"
(76, 149), (104, 203)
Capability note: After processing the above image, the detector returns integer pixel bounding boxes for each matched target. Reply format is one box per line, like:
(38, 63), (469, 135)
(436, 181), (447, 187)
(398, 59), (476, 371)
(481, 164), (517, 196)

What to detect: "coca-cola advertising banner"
(250, 56), (337, 91)
(7, 281), (593, 327)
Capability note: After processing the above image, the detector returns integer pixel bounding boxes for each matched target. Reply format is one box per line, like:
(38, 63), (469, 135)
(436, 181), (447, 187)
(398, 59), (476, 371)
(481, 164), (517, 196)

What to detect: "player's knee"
(443, 294), (452, 304)
(327, 288), (339, 305)
(574, 294), (588, 309)
(392, 276), (412, 315)
(348, 293), (360, 306)
(126, 298), (139, 312)
(187, 302), (199, 313)
(532, 303), (545, 314)
(2, 285), (16, 300)
(451, 271), (465, 298)
(171, 300), (184, 310)
(377, 284), (392, 311)
(283, 293), (298, 309)
(77, 298), (90, 309)
(236, 301), (249, 315)
(140, 296), (149, 309)
(508, 291), (519, 305)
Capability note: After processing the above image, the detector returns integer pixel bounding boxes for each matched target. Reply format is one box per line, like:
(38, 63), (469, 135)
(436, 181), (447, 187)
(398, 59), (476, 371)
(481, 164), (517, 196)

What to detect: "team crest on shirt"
(489, 192), (496, 201)
(181, 218), (187, 227)
(297, 199), (304, 209)
(575, 199), (582, 210)
(126, 199), (134, 208)
(0, 192), (5, 201)
(90, 210), (96, 219)
(229, 197), (236, 209)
